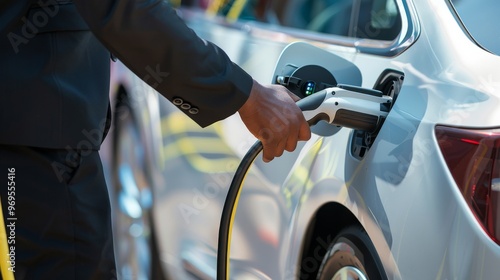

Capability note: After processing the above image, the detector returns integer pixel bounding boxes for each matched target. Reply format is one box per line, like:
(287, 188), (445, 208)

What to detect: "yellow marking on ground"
(163, 137), (235, 157)
(207, 0), (226, 15)
(170, 0), (181, 7)
(226, 0), (247, 22)
(161, 111), (213, 134)
(160, 112), (239, 173)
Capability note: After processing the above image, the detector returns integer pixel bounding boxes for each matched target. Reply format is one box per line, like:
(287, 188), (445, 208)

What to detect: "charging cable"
(217, 86), (392, 280)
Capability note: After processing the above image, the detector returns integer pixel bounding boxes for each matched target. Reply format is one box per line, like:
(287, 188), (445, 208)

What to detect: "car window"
(275, 0), (401, 40)
(200, 0), (402, 41)
(450, 0), (500, 55)
(170, 0), (401, 41)
(355, 0), (401, 40)
(274, 0), (353, 36)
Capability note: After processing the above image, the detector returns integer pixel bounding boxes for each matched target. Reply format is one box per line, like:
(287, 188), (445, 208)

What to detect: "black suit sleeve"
(73, 0), (253, 127)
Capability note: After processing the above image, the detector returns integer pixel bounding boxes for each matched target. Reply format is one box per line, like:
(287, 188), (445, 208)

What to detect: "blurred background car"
(99, 0), (500, 279)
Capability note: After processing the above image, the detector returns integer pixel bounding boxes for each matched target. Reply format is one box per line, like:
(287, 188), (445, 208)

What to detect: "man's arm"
(73, 0), (310, 161)
(73, 0), (251, 127)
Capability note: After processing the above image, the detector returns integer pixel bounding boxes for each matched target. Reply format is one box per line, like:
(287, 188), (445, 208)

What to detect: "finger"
(285, 121), (299, 152)
(285, 135), (298, 152)
(259, 128), (275, 162)
(261, 142), (274, 163)
(274, 138), (286, 157)
(262, 133), (287, 162)
(298, 119), (311, 141)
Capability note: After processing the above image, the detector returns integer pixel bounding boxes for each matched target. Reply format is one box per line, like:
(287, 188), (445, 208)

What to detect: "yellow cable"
(0, 199), (15, 280)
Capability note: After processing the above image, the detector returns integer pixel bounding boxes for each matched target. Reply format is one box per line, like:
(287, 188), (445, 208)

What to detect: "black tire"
(113, 98), (166, 280)
(316, 225), (385, 280)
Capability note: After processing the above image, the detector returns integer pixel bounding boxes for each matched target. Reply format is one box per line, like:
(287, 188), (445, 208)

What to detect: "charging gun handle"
(295, 87), (391, 133)
(295, 91), (330, 126)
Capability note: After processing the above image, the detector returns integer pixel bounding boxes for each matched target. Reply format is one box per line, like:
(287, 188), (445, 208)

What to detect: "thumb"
(286, 91), (301, 102)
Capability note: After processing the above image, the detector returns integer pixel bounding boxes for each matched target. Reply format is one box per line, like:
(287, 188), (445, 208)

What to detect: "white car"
(101, 0), (500, 279)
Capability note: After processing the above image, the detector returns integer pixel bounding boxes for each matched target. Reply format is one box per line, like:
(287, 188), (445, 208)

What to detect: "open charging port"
(275, 65), (404, 159)
(351, 69), (404, 159)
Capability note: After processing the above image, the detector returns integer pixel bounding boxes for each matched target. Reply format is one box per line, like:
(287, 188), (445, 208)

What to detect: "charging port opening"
(351, 69), (404, 160)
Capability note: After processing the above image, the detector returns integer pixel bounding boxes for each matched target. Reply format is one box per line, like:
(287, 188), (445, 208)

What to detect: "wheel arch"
(298, 202), (387, 280)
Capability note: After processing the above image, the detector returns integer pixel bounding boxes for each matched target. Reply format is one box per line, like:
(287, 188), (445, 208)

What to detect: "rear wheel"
(113, 98), (165, 280)
(316, 226), (385, 280)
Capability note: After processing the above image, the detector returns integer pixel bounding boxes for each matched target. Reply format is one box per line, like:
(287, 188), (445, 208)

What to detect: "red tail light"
(436, 125), (500, 245)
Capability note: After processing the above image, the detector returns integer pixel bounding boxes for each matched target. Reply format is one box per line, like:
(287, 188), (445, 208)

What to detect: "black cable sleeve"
(217, 92), (327, 279)
(217, 140), (263, 280)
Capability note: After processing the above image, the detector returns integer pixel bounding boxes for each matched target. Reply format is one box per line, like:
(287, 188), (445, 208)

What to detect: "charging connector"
(297, 85), (392, 132)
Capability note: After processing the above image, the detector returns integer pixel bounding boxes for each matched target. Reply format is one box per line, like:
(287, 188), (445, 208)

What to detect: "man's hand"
(238, 80), (311, 162)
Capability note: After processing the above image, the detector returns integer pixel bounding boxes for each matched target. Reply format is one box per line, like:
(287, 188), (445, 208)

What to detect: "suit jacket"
(0, 0), (252, 149)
